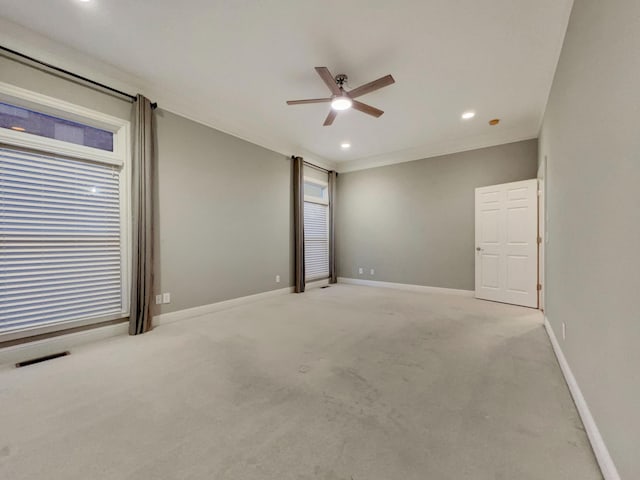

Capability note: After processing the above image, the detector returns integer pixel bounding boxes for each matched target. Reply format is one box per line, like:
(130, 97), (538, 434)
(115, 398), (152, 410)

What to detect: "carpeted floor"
(0, 284), (601, 479)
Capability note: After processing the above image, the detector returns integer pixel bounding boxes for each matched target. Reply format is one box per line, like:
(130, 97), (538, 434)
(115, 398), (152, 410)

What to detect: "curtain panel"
(328, 170), (337, 284)
(292, 156), (305, 293)
(129, 95), (155, 335)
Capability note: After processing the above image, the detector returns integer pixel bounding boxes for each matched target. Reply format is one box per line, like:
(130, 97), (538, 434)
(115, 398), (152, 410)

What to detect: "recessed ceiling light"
(10, 126), (25, 132)
(462, 111), (475, 119)
(340, 142), (351, 149)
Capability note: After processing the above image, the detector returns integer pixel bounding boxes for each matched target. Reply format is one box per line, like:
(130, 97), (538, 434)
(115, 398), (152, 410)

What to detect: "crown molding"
(335, 127), (538, 173)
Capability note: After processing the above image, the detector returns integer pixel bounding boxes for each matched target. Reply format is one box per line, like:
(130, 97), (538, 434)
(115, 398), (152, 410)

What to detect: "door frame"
(537, 156), (547, 311)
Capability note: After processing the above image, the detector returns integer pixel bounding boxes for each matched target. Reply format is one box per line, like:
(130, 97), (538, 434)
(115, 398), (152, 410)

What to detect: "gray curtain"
(129, 95), (155, 335)
(328, 170), (337, 284)
(293, 156), (305, 293)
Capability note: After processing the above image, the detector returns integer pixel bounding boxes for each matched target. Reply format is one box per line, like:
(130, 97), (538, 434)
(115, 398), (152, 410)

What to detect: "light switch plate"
(155, 294), (163, 305)
(162, 293), (171, 304)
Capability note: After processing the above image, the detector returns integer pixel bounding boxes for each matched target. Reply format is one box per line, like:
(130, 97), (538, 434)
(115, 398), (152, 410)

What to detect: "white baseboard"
(337, 277), (474, 297)
(0, 322), (129, 367)
(153, 286), (294, 327)
(544, 317), (620, 480)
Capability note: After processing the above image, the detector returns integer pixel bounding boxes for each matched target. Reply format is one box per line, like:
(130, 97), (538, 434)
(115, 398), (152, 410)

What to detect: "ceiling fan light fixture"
(331, 96), (353, 111)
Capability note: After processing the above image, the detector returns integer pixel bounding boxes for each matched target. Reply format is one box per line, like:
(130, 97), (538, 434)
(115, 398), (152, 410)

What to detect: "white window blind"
(0, 147), (123, 336)
(304, 201), (329, 281)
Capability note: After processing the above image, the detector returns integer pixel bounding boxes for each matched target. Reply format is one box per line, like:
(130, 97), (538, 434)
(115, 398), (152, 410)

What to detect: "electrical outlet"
(276, 275), (280, 283)
(155, 294), (163, 305)
(562, 322), (566, 340)
(370, 269), (375, 275)
(163, 292), (171, 304)
(358, 267), (363, 275)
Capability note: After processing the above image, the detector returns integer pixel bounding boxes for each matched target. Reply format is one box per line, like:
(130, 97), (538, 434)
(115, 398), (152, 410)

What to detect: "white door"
(475, 179), (538, 308)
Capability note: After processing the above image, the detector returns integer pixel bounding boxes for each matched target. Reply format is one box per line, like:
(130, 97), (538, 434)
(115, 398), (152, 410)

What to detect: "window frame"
(0, 81), (132, 341)
(303, 176), (330, 281)
(0, 82), (128, 166)
(303, 176), (329, 206)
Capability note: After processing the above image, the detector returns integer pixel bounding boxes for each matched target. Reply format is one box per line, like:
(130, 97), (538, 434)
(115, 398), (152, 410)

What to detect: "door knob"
(476, 247), (483, 251)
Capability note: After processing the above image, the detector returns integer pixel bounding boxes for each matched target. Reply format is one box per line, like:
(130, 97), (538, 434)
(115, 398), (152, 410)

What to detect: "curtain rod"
(300, 159), (330, 173)
(0, 45), (157, 108)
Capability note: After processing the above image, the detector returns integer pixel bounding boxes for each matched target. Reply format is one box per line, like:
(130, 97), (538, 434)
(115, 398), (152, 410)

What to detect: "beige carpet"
(0, 284), (601, 479)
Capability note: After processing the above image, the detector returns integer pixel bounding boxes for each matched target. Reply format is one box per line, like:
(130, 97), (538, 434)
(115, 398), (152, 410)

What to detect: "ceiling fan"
(286, 67), (395, 126)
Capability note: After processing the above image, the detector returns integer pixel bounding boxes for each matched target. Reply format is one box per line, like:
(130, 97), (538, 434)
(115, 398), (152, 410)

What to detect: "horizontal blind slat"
(2, 301), (123, 327)
(2, 171), (118, 190)
(1, 194), (120, 210)
(1, 201), (120, 215)
(3, 287), (122, 308)
(0, 280), (121, 298)
(1, 264), (121, 277)
(5, 306), (122, 331)
(1, 157), (119, 176)
(0, 269), (120, 284)
(1, 209), (120, 220)
(1, 250), (120, 259)
(1, 150), (119, 175)
(0, 274), (121, 292)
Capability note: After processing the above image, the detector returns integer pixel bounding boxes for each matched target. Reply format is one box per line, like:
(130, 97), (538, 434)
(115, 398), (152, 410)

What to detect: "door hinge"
(537, 236), (542, 244)
(537, 284), (542, 291)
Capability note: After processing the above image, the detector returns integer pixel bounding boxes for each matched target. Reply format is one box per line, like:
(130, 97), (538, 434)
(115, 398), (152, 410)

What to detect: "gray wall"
(154, 110), (291, 315)
(539, 0), (640, 477)
(336, 140), (538, 290)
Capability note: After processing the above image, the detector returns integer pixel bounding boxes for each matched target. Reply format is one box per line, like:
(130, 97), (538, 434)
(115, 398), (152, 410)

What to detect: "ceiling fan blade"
(352, 100), (384, 118)
(323, 109), (338, 126)
(286, 98), (332, 105)
(315, 67), (342, 96)
(347, 74), (395, 99)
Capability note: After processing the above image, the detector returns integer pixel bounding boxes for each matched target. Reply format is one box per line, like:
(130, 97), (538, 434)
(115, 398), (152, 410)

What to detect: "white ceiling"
(0, 0), (573, 170)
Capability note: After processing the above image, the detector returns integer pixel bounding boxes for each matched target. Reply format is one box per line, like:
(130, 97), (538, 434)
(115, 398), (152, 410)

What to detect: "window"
(0, 83), (130, 341)
(304, 180), (328, 204)
(0, 102), (114, 151)
(303, 177), (329, 281)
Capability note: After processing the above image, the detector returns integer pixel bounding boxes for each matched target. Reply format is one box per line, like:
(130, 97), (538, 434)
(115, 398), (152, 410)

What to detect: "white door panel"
(475, 179), (538, 308)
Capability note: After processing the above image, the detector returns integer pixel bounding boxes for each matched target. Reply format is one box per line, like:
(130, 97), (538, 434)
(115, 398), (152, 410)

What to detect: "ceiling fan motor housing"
(335, 74), (348, 87)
